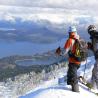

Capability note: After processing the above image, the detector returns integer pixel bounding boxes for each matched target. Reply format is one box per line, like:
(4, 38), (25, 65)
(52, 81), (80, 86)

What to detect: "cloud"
(0, 0), (97, 10)
(0, 5), (89, 23)
(0, 2), (97, 26)
(0, 0), (97, 17)
(0, 7), (96, 26)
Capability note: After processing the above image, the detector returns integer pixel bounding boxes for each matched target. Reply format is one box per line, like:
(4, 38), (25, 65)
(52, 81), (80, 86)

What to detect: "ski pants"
(67, 63), (80, 85)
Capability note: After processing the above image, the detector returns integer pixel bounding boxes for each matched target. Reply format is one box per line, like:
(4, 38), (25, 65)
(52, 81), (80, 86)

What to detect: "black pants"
(67, 63), (79, 85)
(94, 50), (98, 60)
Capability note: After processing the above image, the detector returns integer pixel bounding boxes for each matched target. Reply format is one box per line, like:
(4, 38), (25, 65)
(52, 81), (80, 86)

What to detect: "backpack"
(68, 38), (88, 61)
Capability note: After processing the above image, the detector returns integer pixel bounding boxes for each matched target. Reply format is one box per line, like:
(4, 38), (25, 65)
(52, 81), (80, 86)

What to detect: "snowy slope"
(19, 79), (98, 98)
(20, 82), (98, 98)
(19, 56), (98, 98)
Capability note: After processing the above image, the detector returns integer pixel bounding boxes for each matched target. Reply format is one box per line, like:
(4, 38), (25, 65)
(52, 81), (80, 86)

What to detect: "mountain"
(0, 19), (66, 43)
(0, 16), (92, 43)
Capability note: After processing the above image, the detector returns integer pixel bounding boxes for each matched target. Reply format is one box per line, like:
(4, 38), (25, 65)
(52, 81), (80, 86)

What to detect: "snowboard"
(78, 76), (98, 96)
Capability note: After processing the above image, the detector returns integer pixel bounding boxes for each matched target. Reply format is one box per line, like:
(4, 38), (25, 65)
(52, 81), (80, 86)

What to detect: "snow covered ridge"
(19, 56), (97, 98)
(20, 82), (98, 98)
(0, 60), (68, 98)
(0, 56), (96, 98)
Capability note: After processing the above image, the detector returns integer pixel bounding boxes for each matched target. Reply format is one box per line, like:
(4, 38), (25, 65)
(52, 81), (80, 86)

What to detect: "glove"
(55, 47), (62, 56)
(87, 42), (93, 50)
(77, 65), (80, 69)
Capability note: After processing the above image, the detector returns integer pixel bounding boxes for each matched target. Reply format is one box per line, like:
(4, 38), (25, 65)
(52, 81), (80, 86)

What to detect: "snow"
(20, 80), (98, 98)
(30, 84), (97, 98)
(19, 56), (98, 98)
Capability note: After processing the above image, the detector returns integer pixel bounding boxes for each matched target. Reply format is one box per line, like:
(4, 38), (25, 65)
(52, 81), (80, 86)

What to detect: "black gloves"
(87, 42), (93, 50)
(77, 64), (80, 69)
(55, 47), (62, 56)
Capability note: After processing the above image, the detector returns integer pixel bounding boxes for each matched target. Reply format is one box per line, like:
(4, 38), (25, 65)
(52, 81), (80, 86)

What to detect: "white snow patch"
(19, 56), (98, 98)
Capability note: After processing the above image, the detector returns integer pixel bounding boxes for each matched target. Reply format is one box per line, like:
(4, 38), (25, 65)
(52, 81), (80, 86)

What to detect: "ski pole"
(83, 57), (88, 78)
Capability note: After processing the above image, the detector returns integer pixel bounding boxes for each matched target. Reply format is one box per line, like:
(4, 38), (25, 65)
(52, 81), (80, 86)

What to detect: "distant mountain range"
(0, 13), (94, 43)
(0, 18), (66, 43)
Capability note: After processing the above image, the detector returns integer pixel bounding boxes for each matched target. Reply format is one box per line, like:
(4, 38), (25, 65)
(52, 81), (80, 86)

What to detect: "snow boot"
(71, 83), (79, 92)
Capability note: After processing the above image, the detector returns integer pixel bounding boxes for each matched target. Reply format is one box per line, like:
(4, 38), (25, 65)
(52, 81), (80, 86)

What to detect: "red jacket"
(64, 32), (81, 65)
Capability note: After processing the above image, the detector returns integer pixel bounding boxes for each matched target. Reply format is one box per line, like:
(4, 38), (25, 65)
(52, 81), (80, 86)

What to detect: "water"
(0, 42), (53, 58)
(16, 56), (66, 67)
(0, 38), (66, 59)
(0, 26), (90, 59)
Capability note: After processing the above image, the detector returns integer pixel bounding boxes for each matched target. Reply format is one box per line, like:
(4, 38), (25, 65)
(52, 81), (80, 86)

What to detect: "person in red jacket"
(56, 26), (88, 92)
(56, 26), (81, 92)
(64, 26), (80, 92)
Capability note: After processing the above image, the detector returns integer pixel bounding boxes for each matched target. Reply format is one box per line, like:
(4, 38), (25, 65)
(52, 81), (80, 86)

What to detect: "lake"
(0, 38), (66, 58)
(0, 27), (90, 59)
(15, 55), (66, 67)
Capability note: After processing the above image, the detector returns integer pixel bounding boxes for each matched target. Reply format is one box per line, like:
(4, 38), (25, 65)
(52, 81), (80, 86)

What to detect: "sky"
(0, 0), (97, 11)
(0, 0), (97, 24)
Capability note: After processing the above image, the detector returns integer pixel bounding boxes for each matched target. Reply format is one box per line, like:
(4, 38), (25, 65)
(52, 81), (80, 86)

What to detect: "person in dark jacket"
(87, 25), (98, 89)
